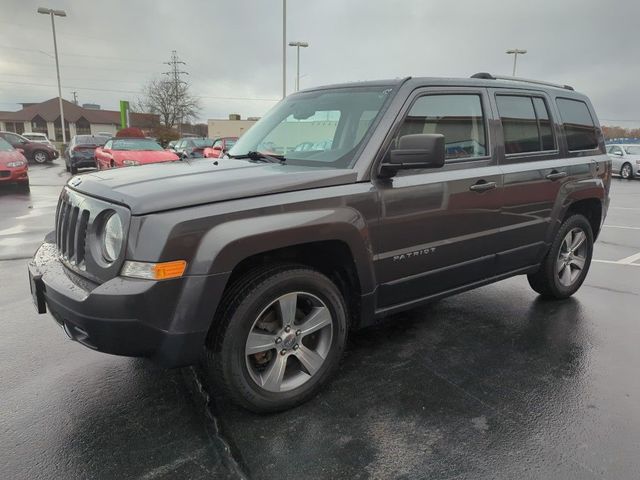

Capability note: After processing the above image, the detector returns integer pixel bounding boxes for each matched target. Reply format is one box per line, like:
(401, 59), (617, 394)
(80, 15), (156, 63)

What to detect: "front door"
(373, 88), (503, 311)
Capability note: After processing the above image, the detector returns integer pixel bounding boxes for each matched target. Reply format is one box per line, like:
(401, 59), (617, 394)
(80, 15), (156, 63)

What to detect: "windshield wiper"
(230, 151), (286, 163)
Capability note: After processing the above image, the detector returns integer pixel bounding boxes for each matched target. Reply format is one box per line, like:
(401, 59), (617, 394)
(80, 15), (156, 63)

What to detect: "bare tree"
(136, 78), (201, 128)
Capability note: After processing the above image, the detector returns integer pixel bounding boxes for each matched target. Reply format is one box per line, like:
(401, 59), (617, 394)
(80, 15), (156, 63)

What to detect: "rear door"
(373, 87), (504, 310)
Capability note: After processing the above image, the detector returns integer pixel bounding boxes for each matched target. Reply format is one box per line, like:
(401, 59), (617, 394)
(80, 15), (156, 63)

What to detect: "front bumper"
(0, 167), (28, 183)
(28, 239), (229, 367)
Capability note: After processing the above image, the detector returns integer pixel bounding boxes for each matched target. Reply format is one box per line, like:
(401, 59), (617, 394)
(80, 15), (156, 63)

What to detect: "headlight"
(122, 160), (139, 166)
(7, 160), (26, 168)
(102, 212), (123, 262)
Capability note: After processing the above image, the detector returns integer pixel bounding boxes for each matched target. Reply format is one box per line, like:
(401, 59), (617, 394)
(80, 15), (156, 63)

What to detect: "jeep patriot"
(29, 74), (611, 412)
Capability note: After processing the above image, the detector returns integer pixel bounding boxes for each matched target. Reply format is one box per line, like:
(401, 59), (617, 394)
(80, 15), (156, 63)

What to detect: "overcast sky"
(1, 0), (639, 126)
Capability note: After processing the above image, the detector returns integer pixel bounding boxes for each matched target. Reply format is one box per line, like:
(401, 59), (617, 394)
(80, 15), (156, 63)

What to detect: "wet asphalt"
(1, 162), (640, 479)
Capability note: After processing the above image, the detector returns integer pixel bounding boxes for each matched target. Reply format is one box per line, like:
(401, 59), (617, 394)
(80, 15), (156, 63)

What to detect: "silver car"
(607, 144), (640, 179)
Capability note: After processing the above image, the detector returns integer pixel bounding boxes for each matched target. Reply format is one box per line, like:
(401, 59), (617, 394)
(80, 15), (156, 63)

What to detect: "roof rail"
(470, 72), (574, 91)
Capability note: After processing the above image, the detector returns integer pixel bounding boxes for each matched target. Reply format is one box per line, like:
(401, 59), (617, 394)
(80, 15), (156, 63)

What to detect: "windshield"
(228, 86), (394, 168)
(76, 135), (101, 145)
(0, 138), (14, 151)
(625, 146), (640, 155)
(193, 138), (214, 148)
(112, 139), (163, 151)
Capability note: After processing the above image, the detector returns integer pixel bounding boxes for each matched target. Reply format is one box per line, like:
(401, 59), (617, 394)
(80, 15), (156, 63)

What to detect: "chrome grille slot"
(55, 192), (91, 267)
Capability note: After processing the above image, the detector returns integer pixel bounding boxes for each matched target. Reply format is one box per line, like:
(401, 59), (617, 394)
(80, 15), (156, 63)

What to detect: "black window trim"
(556, 96), (600, 153)
(391, 90), (491, 165)
(495, 92), (559, 158)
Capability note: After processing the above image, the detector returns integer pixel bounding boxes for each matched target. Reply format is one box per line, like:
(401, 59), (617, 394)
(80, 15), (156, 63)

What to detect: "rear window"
(193, 139), (214, 148)
(496, 95), (556, 154)
(112, 139), (163, 151)
(76, 135), (97, 145)
(556, 98), (598, 151)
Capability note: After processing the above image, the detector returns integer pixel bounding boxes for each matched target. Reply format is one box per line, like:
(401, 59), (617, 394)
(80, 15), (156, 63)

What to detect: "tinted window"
(497, 95), (556, 154)
(532, 98), (554, 150)
(397, 94), (486, 160)
(556, 98), (598, 151)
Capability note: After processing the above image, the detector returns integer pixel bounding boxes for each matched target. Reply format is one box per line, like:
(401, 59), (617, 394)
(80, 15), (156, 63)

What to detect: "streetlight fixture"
(37, 7), (67, 143)
(288, 41), (309, 92)
(506, 49), (527, 77)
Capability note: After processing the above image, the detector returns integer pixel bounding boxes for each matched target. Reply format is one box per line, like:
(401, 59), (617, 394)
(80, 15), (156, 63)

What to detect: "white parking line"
(618, 252), (640, 264)
(592, 260), (640, 267)
(603, 225), (640, 230)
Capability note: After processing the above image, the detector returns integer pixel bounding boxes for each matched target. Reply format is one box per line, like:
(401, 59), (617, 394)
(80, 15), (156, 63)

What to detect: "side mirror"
(181, 151), (189, 159)
(381, 134), (445, 176)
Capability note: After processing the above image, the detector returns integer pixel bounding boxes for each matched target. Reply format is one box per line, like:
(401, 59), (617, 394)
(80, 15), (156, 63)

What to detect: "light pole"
(282, 0), (286, 98)
(506, 49), (527, 77)
(288, 41), (309, 92)
(38, 7), (67, 143)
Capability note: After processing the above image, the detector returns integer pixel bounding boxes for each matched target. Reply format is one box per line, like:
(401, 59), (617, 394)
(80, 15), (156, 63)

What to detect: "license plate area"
(29, 270), (47, 314)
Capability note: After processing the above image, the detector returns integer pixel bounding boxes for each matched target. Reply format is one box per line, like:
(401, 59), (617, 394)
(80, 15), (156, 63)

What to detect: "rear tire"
(527, 214), (593, 299)
(621, 162), (634, 180)
(70, 165), (78, 175)
(204, 264), (348, 413)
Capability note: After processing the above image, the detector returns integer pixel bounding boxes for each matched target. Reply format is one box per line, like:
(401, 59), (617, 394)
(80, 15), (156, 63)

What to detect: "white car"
(21, 132), (55, 147)
(606, 144), (640, 179)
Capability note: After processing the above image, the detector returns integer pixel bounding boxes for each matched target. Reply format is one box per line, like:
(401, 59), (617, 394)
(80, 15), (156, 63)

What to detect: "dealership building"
(0, 97), (159, 141)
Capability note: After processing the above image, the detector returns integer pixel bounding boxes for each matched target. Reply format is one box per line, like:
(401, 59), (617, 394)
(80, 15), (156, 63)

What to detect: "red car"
(0, 137), (29, 190)
(94, 137), (179, 169)
(202, 137), (238, 158)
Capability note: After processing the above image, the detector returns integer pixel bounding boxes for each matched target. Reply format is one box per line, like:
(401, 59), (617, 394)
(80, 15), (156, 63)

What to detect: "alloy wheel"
(557, 227), (588, 287)
(34, 151), (48, 164)
(621, 164), (631, 179)
(245, 291), (333, 393)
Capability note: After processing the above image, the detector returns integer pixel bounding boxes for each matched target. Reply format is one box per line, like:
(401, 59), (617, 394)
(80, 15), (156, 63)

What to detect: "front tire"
(621, 162), (634, 180)
(527, 214), (593, 299)
(33, 150), (49, 164)
(205, 265), (348, 413)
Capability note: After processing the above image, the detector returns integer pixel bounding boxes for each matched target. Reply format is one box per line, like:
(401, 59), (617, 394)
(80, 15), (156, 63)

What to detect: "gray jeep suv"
(29, 74), (611, 412)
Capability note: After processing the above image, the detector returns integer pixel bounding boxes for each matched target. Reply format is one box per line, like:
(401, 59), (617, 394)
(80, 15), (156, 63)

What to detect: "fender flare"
(190, 208), (377, 294)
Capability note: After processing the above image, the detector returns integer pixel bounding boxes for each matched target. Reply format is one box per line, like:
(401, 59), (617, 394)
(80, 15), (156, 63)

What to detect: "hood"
(111, 150), (178, 164)
(0, 150), (27, 166)
(69, 158), (357, 214)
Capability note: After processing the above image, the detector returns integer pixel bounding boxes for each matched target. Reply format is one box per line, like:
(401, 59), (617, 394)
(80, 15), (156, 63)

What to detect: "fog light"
(121, 260), (187, 280)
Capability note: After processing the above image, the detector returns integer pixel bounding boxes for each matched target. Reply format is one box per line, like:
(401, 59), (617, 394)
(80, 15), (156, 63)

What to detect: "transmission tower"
(163, 50), (189, 132)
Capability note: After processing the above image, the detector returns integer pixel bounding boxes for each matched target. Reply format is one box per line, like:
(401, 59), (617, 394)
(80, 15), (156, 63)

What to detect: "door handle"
(469, 181), (497, 192)
(546, 170), (567, 181)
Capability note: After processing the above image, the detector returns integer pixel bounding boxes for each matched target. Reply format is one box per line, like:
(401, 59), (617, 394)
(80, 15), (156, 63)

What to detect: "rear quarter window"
(556, 98), (598, 151)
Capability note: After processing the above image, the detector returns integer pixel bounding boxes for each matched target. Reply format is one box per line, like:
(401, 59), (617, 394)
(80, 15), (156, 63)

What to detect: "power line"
(0, 80), (279, 102)
(0, 44), (163, 65)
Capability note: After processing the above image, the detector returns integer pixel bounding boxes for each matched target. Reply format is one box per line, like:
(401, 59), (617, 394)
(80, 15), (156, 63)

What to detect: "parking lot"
(1, 162), (640, 479)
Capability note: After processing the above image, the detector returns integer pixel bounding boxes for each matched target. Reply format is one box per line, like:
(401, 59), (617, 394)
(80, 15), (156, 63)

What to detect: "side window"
(496, 95), (556, 154)
(397, 94), (487, 160)
(104, 140), (112, 149)
(556, 98), (598, 151)
(609, 145), (622, 155)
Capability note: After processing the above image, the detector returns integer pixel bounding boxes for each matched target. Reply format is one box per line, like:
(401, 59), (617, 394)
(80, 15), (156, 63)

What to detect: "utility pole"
(506, 49), (527, 76)
(163, 50), (189, 132)
(72, 91), (78, 105)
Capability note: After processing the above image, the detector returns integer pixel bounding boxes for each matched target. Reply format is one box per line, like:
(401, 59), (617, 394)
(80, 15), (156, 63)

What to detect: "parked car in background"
(0, 137), (29, 191)
(22, 132), (55, 148)
(94, 137), (179, 169)
(203, 137), (238, 158)
(606, 144), (640, 179)
(0, 131), (59, 164)
(174, 137), (214, 158)
(167, 140), (177, 152)
(64, 135), (109, 174)
(96, 131), (114, 137)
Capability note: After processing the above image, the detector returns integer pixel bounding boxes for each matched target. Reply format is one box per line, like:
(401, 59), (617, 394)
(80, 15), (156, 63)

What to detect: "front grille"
(0, 171), (9, 178)
(56, 193), (91, 268)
